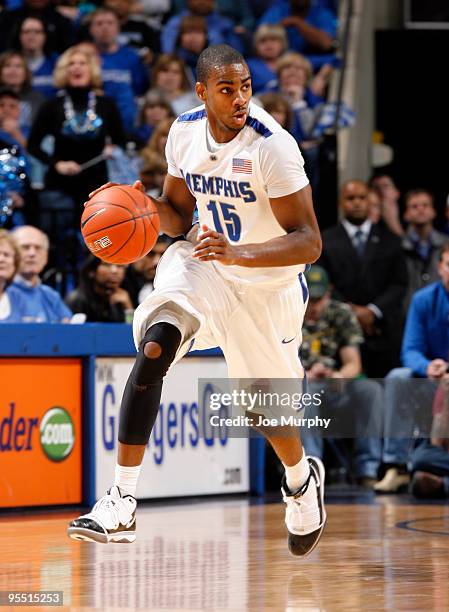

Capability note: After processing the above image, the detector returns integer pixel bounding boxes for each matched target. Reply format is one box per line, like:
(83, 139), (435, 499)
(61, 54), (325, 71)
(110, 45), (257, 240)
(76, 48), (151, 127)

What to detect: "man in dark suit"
(319, 180), (408, 377)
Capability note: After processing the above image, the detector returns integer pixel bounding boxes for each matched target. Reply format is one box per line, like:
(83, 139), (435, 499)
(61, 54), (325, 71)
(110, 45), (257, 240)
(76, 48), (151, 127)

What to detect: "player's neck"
(207, 120), (241, 144)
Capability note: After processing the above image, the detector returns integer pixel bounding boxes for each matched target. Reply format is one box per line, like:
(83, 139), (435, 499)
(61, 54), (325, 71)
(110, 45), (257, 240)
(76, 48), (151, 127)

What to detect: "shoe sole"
(287, 456), (327, 558)
(67, 527), (136, 544)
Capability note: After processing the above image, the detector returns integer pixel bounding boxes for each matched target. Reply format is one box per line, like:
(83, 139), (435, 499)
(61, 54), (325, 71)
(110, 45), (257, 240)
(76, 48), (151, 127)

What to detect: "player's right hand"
(86, 180), (145, 205)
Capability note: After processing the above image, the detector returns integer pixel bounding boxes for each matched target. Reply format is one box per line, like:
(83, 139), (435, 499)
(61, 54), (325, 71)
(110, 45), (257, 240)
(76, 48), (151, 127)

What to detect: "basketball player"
(68, 45), (326, 557)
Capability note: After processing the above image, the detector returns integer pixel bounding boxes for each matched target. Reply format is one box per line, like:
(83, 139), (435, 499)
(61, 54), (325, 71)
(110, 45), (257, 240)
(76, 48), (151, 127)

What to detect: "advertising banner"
(95, 357), (249, 499)
(0, 359), (82, 507)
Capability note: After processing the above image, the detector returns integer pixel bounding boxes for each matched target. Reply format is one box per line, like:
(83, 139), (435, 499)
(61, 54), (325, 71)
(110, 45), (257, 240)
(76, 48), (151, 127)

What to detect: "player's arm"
(88, 177), (196, 237)
(193, 184), (321, 266)
(156, 174), (197, 237)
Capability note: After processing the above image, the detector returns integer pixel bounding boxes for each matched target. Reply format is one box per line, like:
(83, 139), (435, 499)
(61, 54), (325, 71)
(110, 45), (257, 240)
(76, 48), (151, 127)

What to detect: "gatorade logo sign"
(40, 407), (75, 462)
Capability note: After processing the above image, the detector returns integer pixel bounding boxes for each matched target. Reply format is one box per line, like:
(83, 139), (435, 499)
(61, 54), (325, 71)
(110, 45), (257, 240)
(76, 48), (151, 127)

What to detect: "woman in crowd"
(258, 91), (294, 132)
(0, 51), (45, 137)
(149, 54), (197, 116)
(248, 24), (287, 94)
(271, 52), (326, 192)
(134, 92), (173, 147)
(174, 15), (208, 82)
(13, 16), (59, 99)
(0, 230), (27, 322)
(27, 46), (125, 276)
(140, 117), (174, 165)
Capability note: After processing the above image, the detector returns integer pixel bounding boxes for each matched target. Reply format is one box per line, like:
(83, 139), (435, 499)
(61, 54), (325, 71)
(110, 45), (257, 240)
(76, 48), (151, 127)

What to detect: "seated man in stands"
(401, 189), (446, 311)
(375, 242), (449, 493)
(66, 254), (134, 323)
(300, 265), (382, 487)
(411, 380), (449, 499)
(11, 225), (72, 322)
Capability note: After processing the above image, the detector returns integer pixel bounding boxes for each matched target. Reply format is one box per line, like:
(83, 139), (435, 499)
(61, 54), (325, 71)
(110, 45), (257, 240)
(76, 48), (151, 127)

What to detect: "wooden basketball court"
(1, 496), (448, 610)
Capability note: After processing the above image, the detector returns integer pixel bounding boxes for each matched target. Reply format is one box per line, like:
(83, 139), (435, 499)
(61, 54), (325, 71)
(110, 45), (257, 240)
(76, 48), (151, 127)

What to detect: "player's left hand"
(192, 224), (239, 265)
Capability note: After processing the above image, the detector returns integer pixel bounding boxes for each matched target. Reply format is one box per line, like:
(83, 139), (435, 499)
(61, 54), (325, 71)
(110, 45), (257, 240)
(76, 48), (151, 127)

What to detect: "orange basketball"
(81, 185), (160, 264)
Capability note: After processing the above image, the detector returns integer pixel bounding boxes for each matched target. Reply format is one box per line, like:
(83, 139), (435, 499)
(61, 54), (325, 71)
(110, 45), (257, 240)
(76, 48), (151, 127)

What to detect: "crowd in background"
(1, 0), (449, 500)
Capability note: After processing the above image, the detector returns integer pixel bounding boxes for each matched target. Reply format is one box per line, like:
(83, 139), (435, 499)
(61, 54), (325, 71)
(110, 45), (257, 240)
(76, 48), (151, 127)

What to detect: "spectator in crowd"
(270, 52), (328, 192)
(53, 0), (97, 28)
(0, 88), (29, 228)
(11, 225), (72, 322)
(247, 24), (287, 94)
(139, 152), (167, 199)
(300, 265), (383, 487)
(134, 92), (173, 147)
(411, 381), (449, 499)
(173, 15), (208, 81)
(320, 180), (408, 377)
(259, 0), (337, 67)
(367, 187), (382, 225)
(148, 54), (198, 116)
(0, 229), (27, 322)
(128, 0), (171, 33)
(124, 234), (172, 306)
(374, 243), (449, 493)
(172, 0), (255, 47)
(0, 0), (77, 54)
(0, 87), (28, 151)
(141, 117), (175, 163)
(13, 16), (58, 99)
(66, 254), (134, 322)
(369, 172), (403, 237)
(0, 51), (45, 137)
(27, 46), (125, 276)
(162, 0), (244, 55)
(88, 7), (149, 133)
(102, 0), (160, 63)
(258, 92), (294, 132)
(401, 189), (446, 310)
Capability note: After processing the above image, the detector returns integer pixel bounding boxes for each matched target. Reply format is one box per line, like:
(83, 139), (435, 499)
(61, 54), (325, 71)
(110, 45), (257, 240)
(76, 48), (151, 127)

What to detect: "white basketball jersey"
(165, 101), (310, 287)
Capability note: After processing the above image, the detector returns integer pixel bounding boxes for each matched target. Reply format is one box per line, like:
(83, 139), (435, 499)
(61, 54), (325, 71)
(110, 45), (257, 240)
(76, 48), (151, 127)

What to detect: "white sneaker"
(282, 456), (326, 557)
(67, 486), (136, 544)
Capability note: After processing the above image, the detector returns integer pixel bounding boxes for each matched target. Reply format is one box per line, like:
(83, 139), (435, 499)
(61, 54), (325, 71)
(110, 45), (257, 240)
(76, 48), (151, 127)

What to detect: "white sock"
(114, 464), (142, 497)
(283, 452), (310, 491)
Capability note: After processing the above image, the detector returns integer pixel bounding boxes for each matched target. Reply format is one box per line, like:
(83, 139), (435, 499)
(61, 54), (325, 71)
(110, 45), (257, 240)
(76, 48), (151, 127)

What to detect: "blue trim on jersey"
(299, 273), (309, 304)
(178, 109), (207, 122)
(245, 115), (273, 138)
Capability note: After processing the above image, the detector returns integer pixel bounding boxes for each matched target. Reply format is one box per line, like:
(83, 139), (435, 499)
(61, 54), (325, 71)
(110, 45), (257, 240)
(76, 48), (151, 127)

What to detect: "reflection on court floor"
(1, 497), (448, 610)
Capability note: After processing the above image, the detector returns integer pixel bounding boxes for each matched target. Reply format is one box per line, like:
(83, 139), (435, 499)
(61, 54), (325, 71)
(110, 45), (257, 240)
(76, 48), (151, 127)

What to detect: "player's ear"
(196, 82), (206, 101)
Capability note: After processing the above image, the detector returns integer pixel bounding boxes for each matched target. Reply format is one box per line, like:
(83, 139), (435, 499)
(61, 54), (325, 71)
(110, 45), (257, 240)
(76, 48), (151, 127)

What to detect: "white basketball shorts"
(133, 240), (308, 379)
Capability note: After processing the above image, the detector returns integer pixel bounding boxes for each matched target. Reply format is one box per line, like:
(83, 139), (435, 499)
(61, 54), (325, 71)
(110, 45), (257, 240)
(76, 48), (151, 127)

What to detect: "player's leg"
(68, 240), (229, 543)
(221, 279), (326, 556)
(67, 321), (183, 543)
(249, 416), (326, 557)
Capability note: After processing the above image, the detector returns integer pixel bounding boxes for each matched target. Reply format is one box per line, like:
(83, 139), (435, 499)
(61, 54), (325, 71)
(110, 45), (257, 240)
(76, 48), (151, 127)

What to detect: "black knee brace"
(118, 322), (182, 445)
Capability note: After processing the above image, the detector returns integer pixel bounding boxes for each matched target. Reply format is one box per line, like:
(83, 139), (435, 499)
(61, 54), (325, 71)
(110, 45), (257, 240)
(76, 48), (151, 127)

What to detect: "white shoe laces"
(85, 492), (134, 531)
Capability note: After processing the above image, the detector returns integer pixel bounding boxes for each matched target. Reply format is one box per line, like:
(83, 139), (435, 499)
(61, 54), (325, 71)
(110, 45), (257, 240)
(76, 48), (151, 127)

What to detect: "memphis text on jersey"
(181, 170), (257, 203)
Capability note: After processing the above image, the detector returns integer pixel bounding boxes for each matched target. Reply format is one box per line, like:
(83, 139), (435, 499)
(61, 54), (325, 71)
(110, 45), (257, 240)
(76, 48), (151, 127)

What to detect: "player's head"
(196, 44), (251, 135)
(340, 180), (370, 226)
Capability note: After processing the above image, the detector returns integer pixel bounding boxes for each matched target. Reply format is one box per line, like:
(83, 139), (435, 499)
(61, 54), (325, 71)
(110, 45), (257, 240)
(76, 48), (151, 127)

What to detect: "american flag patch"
(232, 158), (252, 174)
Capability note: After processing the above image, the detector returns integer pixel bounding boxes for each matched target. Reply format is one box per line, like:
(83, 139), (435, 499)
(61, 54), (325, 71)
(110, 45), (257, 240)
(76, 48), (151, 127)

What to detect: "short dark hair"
(196, 44), (247, 84)
(404, 188), (434, 206)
